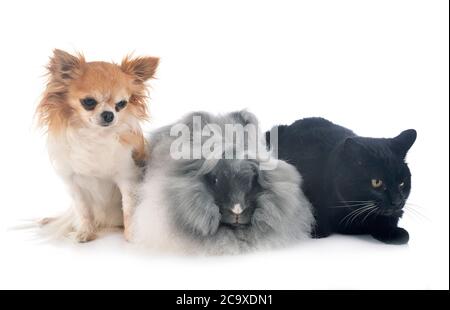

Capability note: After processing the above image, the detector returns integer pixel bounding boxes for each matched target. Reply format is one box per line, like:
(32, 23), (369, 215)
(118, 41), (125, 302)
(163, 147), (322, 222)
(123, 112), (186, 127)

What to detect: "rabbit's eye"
(205, 174), (219, 186)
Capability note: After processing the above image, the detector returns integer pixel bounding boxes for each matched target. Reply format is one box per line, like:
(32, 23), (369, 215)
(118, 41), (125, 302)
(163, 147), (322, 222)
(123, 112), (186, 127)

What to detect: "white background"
(0, 0), (448, 289)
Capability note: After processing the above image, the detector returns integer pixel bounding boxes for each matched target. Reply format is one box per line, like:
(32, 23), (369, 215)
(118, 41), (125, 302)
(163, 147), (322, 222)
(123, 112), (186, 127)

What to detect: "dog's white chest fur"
(45, 126), (142, 239)
(48, 127), (135, 179)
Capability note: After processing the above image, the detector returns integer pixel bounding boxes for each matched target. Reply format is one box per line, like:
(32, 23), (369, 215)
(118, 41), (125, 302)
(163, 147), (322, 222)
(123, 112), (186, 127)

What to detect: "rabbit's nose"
(231, 204), (243, 215)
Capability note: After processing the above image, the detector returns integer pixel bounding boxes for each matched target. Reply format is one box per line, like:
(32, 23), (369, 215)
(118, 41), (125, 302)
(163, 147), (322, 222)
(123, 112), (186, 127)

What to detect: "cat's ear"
(390, 129), (417, 158)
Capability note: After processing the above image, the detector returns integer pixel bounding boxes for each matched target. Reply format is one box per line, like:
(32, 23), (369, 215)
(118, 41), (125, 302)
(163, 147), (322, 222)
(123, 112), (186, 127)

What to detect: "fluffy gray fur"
(131, 110), (314, 255)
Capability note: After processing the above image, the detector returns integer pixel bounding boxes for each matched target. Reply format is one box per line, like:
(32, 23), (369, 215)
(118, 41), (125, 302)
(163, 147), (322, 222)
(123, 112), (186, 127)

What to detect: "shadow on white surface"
(0, 216), (445, 290)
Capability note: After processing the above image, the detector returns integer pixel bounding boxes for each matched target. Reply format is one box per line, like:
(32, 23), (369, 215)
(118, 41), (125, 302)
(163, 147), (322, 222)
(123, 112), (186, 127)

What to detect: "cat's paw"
(312, 225), (332, 239)
(69, 229), (97, 243)
(372, 227), (409, 245)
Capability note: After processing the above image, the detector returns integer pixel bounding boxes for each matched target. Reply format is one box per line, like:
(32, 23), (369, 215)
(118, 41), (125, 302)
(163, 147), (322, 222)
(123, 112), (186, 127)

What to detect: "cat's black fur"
(266, 118), (417, 244)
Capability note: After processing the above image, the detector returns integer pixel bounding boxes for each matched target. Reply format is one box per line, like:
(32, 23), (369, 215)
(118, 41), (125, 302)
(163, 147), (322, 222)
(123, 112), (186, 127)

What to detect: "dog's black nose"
(101, 111), (114, 123)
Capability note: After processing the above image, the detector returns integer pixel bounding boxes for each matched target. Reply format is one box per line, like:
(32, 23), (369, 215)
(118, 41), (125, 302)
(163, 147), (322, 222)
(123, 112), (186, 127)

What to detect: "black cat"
(266, 118), (417, 244)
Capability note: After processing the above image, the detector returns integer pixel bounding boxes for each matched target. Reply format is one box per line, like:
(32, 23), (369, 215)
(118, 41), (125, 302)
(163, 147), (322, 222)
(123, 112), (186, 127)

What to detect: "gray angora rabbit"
(130, 110), (314, 255)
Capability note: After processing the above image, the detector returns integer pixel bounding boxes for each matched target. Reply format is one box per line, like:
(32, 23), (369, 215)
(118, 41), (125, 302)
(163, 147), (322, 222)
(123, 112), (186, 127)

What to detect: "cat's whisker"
(403, 210), (420, 223)
(347, 209), (366, 226)
(403, 208), (427, 225)
(403, 209), (426, 225)
(405, 202), (424, 208)
(404, 206), (430, 222)
(361, 206), (379, 224)
(346, 205), (371, 225)
(350, 205), (376, 226)
(340, 204), (374, 227)
(405, 202), (426, 211)
(330, 201), (376, 208)
(339, 206), (369, 226)
(405, 204), (428, 219)
(329, 203), (374, 208)
(339, 210), (357, 225)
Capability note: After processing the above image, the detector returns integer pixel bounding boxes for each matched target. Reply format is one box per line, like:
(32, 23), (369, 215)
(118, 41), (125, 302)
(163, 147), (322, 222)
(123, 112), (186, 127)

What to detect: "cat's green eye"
(371, 179), (383, 189)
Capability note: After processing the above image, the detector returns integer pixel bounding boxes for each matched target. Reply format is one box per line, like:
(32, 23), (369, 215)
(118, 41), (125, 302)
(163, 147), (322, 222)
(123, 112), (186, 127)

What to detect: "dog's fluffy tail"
(38, 209), (76, 239)
(17, 209), (77, 240)
(9, 209), (76, 241)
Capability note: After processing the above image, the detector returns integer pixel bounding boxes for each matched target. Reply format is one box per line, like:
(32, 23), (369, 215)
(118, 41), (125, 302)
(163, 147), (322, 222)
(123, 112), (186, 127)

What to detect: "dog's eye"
(115, 100), (128, 111)
(399, 182), (405, 188)
(80, 98), (98, 110)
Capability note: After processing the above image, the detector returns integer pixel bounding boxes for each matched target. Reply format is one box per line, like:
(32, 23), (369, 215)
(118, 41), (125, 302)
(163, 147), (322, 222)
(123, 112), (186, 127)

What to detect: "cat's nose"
(391, 197), (404, 209)
(231, 204), (243, 215)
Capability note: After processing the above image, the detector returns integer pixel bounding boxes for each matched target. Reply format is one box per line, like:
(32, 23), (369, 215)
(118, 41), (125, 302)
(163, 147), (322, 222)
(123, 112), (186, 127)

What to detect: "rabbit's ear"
(168, 180), (221, 237)
(253, 160), (307, 232)
(246, 159), (260, 174)
(177, 111), (213, 143)
(230, 110), (259, 127)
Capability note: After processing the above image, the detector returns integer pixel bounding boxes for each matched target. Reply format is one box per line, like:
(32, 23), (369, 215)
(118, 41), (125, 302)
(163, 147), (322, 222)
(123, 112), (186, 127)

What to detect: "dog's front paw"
(69, 229), (97, 243)
(123, 213), (133, 242)
(124, 225), (133, 242)
(372, 227), (409, 245)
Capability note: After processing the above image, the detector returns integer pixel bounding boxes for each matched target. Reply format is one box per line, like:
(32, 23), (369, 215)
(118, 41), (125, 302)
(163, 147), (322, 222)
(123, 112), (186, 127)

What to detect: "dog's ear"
(48, 49), (85, 83)
(37, 50), (84, 132)
(121, 55), (159, 83)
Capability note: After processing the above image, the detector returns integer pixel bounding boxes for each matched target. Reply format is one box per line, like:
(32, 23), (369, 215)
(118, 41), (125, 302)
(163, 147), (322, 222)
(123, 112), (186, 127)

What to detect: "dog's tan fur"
(36, 49), (159, 242)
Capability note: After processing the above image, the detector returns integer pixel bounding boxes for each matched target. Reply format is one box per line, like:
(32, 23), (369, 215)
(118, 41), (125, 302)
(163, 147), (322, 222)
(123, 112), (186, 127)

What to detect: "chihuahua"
(36, 49), (159, 242)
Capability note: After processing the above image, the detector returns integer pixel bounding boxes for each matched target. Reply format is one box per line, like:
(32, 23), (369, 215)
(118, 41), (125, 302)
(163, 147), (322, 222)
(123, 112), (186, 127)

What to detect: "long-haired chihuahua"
(36, 49), (159, 242)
